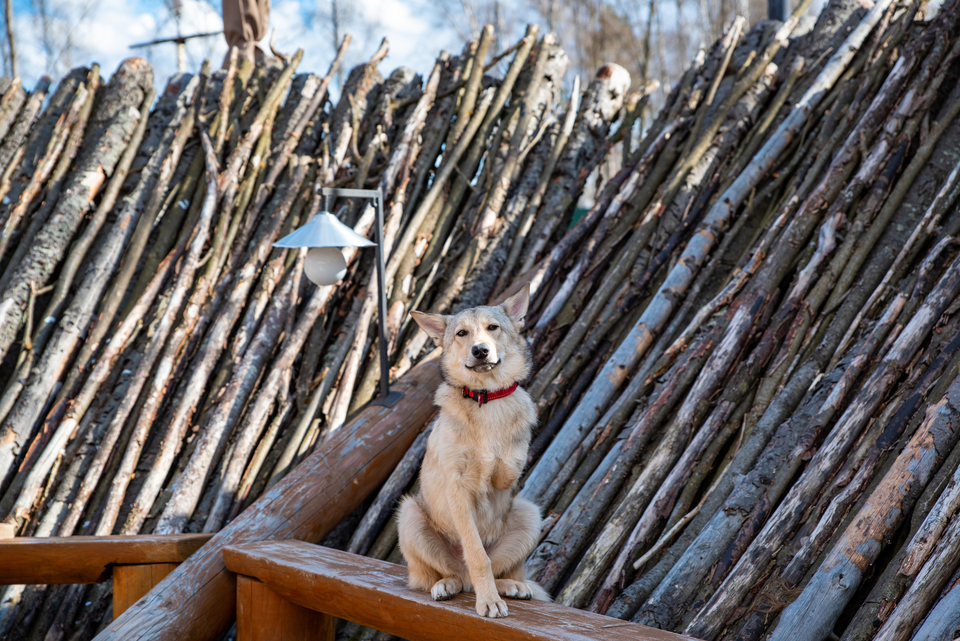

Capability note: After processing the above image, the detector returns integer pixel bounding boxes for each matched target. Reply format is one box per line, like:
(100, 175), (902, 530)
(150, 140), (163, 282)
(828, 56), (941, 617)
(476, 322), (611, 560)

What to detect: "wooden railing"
(223, 540), (702, 641)
(92, 353), (442, 641)
(0, 532), (212, 618)
(0, 529), (706, 639)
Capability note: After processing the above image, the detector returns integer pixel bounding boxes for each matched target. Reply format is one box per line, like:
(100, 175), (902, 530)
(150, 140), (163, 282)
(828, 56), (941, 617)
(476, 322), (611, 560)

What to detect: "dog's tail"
(526, 580), (552, 602)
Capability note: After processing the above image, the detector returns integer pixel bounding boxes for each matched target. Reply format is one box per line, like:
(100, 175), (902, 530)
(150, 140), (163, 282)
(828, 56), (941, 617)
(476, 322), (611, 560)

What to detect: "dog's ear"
(411, 311), (448, 346)
(501, 283), (530, 327)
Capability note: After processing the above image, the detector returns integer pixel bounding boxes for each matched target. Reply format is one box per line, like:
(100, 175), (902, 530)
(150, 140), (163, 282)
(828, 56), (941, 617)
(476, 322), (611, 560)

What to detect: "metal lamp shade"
(272, 211), (376, 249)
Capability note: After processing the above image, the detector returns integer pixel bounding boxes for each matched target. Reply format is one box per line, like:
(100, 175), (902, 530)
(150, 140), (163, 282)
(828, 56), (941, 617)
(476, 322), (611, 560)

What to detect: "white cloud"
(269, 0), (462, 95)
(12, 0), (223, 91)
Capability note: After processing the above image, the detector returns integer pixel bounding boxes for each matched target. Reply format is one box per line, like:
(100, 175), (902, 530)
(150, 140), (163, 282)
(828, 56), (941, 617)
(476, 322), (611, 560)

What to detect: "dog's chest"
(430, 413), (526, 487)
(430, 384), (534, 486)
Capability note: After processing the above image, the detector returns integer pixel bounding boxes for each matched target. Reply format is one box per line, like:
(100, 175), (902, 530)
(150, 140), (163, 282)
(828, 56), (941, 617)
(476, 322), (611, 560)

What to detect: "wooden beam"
(113, 564), (180, 619)
(0, 534), (212, 584)
(224, 541), (701, 641)
(94, 352), (441, 641)
(236, 576), (334, 641)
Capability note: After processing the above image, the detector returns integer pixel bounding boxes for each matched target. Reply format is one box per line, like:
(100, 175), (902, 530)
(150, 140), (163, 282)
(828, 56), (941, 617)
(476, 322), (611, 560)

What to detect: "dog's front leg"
(448, 489), (508, 618)
(491, 458), (520, 491)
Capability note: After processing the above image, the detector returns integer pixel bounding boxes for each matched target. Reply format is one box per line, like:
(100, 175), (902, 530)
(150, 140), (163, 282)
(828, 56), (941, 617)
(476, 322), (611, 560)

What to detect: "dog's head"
(411, 284), (531, 390)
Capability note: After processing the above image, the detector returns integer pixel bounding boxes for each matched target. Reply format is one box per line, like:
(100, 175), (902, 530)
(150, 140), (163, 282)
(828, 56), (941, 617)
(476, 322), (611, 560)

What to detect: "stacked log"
(326, 3), (960, 641)
(1, 0), (960, 639)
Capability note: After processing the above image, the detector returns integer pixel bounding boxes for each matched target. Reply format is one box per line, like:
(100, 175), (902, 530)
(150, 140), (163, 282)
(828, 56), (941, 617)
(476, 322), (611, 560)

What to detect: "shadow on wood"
(237, 575), (335, 641)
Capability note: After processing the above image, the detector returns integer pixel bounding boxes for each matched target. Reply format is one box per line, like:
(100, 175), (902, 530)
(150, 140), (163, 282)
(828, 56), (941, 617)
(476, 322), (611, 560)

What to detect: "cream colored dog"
(397, 284), (549, 618)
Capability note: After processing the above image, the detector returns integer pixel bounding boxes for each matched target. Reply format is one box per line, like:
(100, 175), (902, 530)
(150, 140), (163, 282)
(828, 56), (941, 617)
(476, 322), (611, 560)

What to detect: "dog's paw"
(496, 579), (532, 600)
(431, 577), (463, 601)
(476, 595), (509, 618)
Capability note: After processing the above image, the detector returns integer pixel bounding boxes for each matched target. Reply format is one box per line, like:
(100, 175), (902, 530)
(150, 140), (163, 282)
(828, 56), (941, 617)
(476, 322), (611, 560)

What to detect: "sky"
(6, 0), (944, 106)
(5, 0), (466, 94)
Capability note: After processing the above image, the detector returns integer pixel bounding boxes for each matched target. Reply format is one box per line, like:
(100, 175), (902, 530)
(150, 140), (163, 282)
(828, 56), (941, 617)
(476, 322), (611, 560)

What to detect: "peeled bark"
(519, 62), (631, 275)
(0, 76), (193, 501)
(326, 40), (388, 171)
(0, 75), (50, 183)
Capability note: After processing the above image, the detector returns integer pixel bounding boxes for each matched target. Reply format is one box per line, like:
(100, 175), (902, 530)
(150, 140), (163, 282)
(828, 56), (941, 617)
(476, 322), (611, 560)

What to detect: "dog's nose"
(472, 344), (489, 360)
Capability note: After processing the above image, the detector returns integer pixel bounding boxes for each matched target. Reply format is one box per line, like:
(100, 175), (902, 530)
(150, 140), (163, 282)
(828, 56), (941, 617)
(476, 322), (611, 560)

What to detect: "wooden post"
(236, 576), (334, 641)
(113, 564), (180, 619)
(94, 352), (441, 641)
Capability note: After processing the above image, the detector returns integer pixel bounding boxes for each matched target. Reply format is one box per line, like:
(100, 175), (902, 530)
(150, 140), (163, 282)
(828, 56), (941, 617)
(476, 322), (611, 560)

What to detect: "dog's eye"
(456, 329), (468, 337)
(487, 324), (499, 331)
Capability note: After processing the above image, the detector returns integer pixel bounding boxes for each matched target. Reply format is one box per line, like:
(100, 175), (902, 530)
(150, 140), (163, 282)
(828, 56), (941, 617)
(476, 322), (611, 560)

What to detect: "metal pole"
(374, 190), (392, 403)
(768, 0), (790, 21)
(319, 186), (402, 407)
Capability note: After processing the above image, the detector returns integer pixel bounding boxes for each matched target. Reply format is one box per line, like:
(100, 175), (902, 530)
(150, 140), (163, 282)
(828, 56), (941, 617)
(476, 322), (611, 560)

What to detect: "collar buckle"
(462, 386), (489, 406)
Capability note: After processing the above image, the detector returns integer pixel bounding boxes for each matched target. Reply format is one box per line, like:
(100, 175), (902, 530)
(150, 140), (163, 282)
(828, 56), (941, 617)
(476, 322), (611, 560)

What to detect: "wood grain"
(0, 534), (212, 584)
(113, 564), (179, 618)
(94, 352), (441, 641)
(236, 576), (334, 641)
(224, 540), (701, 641)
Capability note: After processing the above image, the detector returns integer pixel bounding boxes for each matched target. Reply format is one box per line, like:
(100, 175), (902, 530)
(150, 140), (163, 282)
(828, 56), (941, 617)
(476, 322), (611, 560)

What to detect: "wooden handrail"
(0, 534), (212, 584)
(95, 352), (441, 641)
(223, 540), (702, 641)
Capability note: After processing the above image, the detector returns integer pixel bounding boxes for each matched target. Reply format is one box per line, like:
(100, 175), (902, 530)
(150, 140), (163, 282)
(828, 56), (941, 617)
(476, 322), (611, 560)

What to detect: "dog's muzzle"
(466, 359), (500, 372)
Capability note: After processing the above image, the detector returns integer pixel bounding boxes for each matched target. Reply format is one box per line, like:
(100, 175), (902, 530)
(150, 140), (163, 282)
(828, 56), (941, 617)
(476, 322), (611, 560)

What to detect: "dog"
(397, 284), (549, 618)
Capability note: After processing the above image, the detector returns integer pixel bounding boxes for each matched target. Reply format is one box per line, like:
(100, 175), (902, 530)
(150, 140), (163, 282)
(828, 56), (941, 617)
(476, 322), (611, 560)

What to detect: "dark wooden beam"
(769, 0), (790, 21)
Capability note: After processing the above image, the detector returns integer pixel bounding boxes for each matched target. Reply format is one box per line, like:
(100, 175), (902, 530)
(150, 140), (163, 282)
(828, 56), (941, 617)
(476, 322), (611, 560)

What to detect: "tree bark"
(0, 58), (152, 367)
(767, 365), (960, 641)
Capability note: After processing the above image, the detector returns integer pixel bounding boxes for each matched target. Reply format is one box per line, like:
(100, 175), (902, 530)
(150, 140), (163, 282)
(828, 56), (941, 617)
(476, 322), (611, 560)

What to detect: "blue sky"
(6, 0), (468, 93)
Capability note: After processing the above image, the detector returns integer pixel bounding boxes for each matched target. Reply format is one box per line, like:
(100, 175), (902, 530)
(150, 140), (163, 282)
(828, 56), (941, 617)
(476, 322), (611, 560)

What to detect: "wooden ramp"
(223, 540), (701, 641)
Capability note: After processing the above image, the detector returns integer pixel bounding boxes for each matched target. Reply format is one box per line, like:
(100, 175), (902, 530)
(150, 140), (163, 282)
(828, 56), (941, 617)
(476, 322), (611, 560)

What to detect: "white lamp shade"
(304, 247), (348, 285)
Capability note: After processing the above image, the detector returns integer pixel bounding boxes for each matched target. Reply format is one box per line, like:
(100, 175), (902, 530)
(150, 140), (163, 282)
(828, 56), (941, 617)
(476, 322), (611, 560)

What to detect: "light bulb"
(304, 247), (347, 285)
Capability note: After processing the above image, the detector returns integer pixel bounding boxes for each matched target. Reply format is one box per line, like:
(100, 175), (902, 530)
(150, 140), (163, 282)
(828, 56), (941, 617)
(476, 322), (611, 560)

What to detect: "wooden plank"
(94, 352), (441, 641)
(223, 541), (701, 641)
(0, 534), (212, 584)
(236, 576), (333, 641)
(113, 564), (179, 619)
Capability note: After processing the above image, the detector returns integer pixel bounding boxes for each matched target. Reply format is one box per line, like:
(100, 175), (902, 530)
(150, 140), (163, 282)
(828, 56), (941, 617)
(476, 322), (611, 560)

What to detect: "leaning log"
(0, 58), (153, 368)
(767, 366), (960, 641)
(93, 352), (441, 641)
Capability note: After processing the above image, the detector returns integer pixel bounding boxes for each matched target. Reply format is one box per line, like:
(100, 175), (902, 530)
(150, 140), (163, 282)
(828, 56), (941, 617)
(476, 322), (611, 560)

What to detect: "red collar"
(462, 382), (518, 406)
